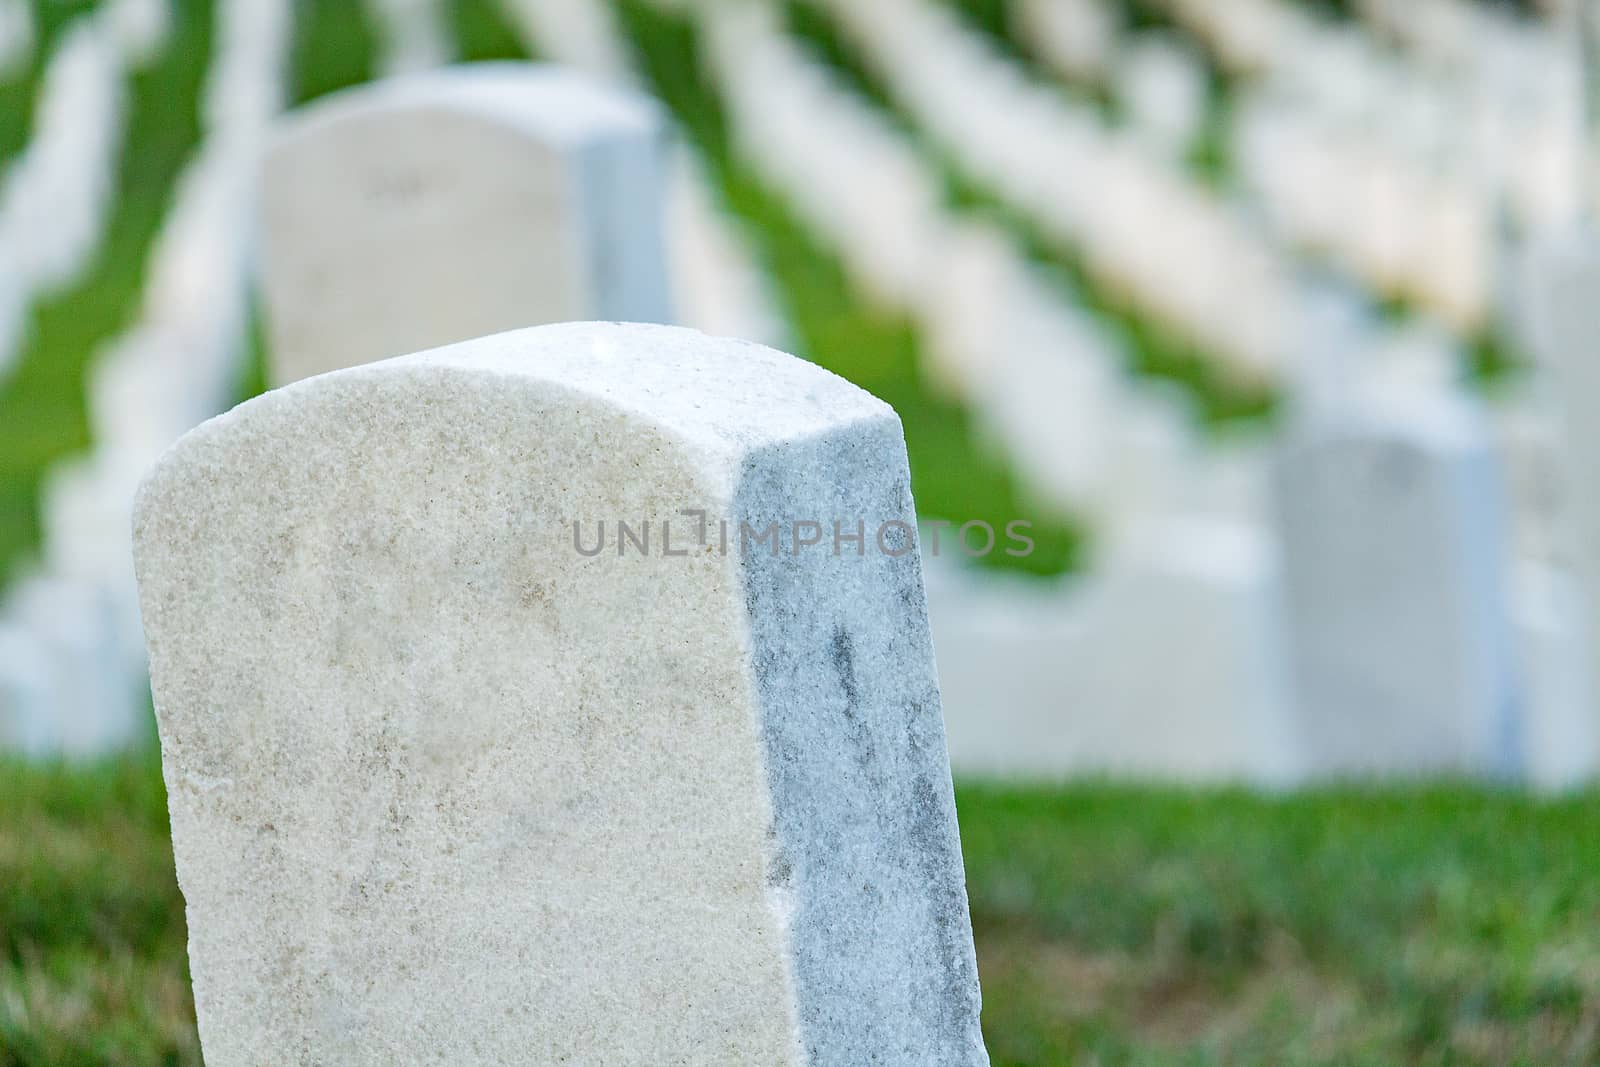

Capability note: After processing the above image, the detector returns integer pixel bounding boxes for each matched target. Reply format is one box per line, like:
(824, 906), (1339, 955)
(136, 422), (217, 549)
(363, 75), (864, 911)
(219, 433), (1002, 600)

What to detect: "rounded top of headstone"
(385, 321), (894, 449)
(136, 323), (897, 514)
(273, 62), (662, 151)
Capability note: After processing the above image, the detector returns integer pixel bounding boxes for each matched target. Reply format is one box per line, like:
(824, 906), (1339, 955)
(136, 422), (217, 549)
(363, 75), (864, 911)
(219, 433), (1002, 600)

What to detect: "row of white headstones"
(128, 63), (992, 1064)
(813, 0), (1600, 370)
(0, 0), (169, 380)
(0, 0), (1311, 762)
(3, 0), (1117, 758)
(767, 0), (1600, 792)
(0, 0), (1575, 390)
(0, 0), (1574, 505)
(3, 0), (1600, 793)
(0, 0), (291, 757)
(695, 0), (1600, 789)
(3, 29), (1587, 812)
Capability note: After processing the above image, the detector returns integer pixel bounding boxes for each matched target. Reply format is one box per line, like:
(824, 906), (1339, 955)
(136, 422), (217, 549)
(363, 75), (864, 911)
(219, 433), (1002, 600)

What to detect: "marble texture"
(260, 63), (671, 385)
(133, 322), (987, 1065)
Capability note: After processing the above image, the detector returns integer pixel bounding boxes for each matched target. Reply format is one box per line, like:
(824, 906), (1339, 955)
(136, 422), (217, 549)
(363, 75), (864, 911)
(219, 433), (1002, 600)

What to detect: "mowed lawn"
(2, 753), (1597, 1066)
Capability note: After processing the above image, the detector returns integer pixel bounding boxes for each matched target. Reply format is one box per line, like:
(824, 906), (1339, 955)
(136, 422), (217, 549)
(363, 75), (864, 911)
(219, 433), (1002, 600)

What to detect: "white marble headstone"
(259, 64), (672, 385)
(133, 322), (988, 1065)
(1273, 394), (1522, 778)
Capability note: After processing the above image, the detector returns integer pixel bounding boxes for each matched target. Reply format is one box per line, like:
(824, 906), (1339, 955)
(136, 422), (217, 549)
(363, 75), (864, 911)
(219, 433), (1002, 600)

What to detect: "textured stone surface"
(1273, 396), (1521, 778)
(133, 322), (987, 1065)
(260, 63), (671, 386)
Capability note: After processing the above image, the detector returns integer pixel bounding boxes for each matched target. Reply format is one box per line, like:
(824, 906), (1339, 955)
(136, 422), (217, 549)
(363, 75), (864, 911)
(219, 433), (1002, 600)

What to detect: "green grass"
(0, 753), (194, 1066)
(287, 0), (379, 106)
(963, 784), (1600, 1065)
(446, 0), (528, 62)
(4, 755), (1598, 1066)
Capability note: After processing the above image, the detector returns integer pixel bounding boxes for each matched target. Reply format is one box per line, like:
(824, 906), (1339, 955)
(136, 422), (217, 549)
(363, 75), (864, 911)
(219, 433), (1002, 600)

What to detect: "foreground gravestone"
(259, 64), (671, 385)
(1273, 392), (1521, 778)
(132, 322), (988, 1065)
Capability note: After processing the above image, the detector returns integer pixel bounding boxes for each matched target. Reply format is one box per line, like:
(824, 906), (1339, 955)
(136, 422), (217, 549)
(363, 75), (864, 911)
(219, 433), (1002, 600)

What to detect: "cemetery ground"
(2, 750), (1597, 1066)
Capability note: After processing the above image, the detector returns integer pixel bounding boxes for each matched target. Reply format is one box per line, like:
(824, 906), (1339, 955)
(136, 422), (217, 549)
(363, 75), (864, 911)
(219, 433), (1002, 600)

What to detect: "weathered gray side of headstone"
(259, 64), (672, 386)
(132, 322), (987, 1065)
(1272, 400), (1521, 777)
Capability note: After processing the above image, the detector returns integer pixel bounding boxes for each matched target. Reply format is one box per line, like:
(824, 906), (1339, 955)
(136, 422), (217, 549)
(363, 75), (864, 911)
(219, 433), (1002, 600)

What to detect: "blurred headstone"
(133, 322), (988, 1064)
(1506, 0), (1600, 785)
(1524, 235), (1600, 783)
(260, 63), (671, 385)
(931, 516), (1300, 786)
(1115, 35), (1207, 159)
(0, 623), (54, 758)
(1512, 562), (1598, 790)
(929, 564), (1088, 780)
(1074, 517), (1300, 784)
(0, 0), (32, 79)
(1273, 391), (1522, 777)
(4, 577), (144, 758)
(1012, 0), (1117, 84)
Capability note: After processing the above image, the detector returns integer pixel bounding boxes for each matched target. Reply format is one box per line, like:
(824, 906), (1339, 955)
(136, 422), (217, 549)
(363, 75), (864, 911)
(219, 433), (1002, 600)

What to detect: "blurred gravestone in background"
(1274, 387), (1521, 779)
(260, 63), (671, 384)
